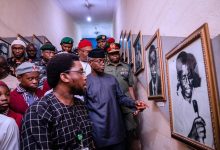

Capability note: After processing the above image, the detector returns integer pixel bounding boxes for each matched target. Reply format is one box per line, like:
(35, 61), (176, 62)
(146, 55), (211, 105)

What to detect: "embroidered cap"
(16, 62), (39, 76)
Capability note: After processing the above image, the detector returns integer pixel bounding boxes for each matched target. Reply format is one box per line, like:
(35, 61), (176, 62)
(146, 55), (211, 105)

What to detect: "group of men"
(0, 35), (148, 150)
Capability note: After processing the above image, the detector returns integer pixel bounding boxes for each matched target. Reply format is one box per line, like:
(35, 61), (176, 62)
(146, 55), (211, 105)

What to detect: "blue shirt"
(85, 73), (136, 148)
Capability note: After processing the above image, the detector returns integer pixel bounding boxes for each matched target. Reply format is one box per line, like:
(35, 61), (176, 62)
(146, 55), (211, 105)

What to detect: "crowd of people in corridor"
(0, 35), (148, 150)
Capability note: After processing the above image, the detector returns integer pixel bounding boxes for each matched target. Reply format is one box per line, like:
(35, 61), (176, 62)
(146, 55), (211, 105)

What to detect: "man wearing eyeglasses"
(7, 39), (28, 76)
(85, 48), (148, 150)
(21, 53), (95, 149)
(96, 35), (107, 49)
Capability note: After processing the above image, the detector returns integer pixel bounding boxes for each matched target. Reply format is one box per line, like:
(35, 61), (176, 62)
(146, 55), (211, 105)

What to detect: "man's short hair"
(148, 45), (157, 66)
(47, 53), (79, 88)
(176, 51), (201, 88)
(26, 43), (37, 51)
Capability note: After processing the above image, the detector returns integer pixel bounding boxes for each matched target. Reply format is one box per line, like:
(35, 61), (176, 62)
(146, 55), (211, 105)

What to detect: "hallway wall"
(113, 0), (220, 150)
(113, 0), (220, 40)
(0, 0), (80, 49)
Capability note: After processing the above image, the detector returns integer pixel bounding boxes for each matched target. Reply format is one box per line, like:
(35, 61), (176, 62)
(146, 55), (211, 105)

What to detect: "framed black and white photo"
(166, 23), (220, 150)
(119, 30), (124, 57)
(0, 37), (10, 58)
(133, 31), (144, 75)
(145, 29), (165, 101)
(126, 31), (133, 64)
(123, 31), (128, 62)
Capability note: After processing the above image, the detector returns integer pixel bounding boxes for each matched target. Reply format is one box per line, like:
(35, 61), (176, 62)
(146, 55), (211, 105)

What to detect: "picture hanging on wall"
(145, 29), (166, 101)
(0, 37), (10, 59)
(126, 31), (133, 64)
(123, 31), (128, 62)
(165, 23), (220, 150)
(119, 30), (124, 56)
(133, 31), (144, 75)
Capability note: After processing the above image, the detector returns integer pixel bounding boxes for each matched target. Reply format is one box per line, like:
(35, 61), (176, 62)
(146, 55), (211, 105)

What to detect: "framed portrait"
(123, 31), (128, 62)
(17, 34), (31, 45)
(0, 37), (10, 58)
(133, 31), (144, 75)
(126, 31), (133, 64)
(165, 23), (220, 150)
(119, 31), (124, 58)
(145, 29), (166, 101)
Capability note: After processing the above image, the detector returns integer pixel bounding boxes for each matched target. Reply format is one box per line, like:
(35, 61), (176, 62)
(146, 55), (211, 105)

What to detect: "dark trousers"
(96, 141), (125, 150)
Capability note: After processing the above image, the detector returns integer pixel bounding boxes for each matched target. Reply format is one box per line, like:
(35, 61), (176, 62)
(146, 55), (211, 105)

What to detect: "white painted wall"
(114, 0), (220, 40)
(113, 0), (220, 150)
(0, 0), (80, 48)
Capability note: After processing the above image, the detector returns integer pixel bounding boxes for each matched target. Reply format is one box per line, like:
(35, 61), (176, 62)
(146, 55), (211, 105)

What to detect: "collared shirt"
(85, 73), (136, 148)
(0, 115), (20, 150)
(16, 85), (39, 106)
(21, 92), (95, 150)
(105, 62), (134, 96)
(80, 61), (91, 76)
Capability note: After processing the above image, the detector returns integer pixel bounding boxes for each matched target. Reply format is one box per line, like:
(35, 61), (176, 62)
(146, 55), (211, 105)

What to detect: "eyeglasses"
(64, 70), (86, 75)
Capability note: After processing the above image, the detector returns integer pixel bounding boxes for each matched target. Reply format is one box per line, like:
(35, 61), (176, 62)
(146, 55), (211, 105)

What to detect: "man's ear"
(60, 73), (70, 83)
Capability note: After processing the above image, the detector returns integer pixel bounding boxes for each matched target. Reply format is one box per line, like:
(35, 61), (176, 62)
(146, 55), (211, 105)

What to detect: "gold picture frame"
(165, 23), (220, 150)
(145, 29), (166, 101)
(126, 31), (133, 64)
(123, 31), (128, 62)
(119, 30), (124, 56)
(133, 31), (144, 75)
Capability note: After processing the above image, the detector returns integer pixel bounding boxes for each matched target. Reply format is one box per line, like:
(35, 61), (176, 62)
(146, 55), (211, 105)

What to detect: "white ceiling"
(56, 0), (116, 38)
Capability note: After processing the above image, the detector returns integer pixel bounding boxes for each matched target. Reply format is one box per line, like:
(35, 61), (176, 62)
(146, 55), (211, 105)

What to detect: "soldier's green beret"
(96, 35), (107, 42)
(40, 43), (56, 51)
(60, 37), (74, 45)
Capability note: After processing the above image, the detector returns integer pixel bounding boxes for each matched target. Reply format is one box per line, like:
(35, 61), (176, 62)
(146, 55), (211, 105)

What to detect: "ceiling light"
(87, 16), (92, 22)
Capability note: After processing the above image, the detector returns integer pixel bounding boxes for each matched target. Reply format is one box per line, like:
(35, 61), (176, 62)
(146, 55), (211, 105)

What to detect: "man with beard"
(7, 39), (28, 76)
(86, 48), (147, 150)
(148, 45), (161, 96)
(21, 53), (95, 150)
(26, 43), (40, 63)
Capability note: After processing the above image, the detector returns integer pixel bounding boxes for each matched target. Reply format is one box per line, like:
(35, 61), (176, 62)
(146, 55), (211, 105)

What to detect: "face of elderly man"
(12, 44), (25, 58)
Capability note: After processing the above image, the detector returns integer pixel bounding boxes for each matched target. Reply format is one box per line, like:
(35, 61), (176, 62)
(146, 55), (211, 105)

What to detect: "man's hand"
(135, 100), (148, 111)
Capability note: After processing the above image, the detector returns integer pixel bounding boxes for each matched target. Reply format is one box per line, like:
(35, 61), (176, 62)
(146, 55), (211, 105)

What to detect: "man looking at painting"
(105, 43), (139, 149)
(176, 51), (206, 143)
(148, 45), (161, 96)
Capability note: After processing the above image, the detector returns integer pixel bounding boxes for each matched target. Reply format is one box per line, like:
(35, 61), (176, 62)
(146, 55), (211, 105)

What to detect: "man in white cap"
(7, 39), (28, 76)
